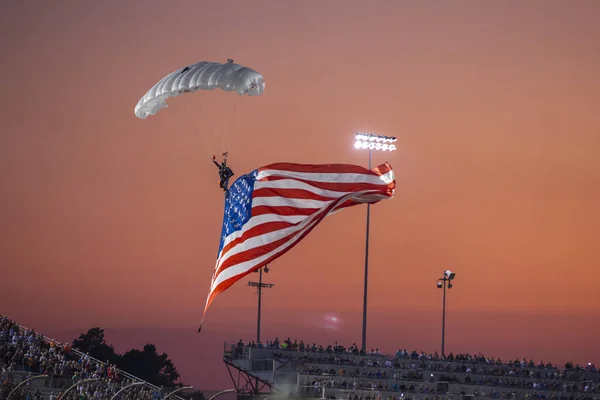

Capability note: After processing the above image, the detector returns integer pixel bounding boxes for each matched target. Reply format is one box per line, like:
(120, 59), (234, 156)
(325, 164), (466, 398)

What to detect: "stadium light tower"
(354, 132), (397, 353)
(248, 265), (274, 344)
(437, 269), (456, 358)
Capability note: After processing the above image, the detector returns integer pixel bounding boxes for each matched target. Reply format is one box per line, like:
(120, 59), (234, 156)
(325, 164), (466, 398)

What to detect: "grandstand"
(223, 338), (599, 400)
(0, 315), (191, 400)
(3, 314), (598, 400)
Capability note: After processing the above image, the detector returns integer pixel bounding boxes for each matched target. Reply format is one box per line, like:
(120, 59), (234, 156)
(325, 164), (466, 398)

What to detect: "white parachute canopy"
(134, 60), (265, 120)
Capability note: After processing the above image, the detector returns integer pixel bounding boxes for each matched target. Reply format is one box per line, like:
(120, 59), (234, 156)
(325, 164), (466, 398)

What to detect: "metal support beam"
(164, 385), (194, 400)
(110, 381), (146, 400)
(58, 378), (99, 400)
(223, 359), (276, 395)
(7, 374), (48, 400)
(207, 388), (235, 400)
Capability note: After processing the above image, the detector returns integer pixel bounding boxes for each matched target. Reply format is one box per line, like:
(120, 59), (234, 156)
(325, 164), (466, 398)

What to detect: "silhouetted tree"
(72, 327), (119, 364)
(72, 328), (181, 387)
(119, 343), (180, 386)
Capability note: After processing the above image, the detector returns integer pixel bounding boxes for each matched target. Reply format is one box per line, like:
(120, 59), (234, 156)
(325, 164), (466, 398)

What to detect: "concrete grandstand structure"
(223, 339), (599, 400)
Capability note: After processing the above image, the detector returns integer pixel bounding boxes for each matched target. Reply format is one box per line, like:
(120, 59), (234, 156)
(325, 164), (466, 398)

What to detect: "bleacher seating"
(4, 314), (597, 400)
(225, 338), (599, 400)
(0, 315), (185, 400)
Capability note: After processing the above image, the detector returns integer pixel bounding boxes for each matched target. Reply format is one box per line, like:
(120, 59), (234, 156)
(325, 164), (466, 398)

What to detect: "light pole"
(248, 265), (274, 344)
(353, 132), (397, 352)
(437, 269), (456, 358)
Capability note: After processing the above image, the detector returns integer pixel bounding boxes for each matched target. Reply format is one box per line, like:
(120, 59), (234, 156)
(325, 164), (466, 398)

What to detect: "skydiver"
(212, 152), (234, 192)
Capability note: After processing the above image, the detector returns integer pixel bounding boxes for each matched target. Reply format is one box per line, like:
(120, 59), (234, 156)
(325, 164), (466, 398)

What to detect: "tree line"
(72, 327), (182, 388)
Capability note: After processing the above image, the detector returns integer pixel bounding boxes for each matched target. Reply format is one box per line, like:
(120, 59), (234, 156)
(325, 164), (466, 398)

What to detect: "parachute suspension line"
(182, 107), (212, 158)
(222, 94), (244, 154)
(192, 104), (222, 154)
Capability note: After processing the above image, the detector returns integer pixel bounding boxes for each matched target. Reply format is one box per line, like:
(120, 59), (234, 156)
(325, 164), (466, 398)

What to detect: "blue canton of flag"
(218, 169), (258, 256)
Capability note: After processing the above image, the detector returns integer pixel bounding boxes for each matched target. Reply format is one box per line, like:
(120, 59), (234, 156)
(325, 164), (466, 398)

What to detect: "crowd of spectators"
(1, 315), (166, 400)
(232, 338), (599, 400)
(239, 338), (597, 373)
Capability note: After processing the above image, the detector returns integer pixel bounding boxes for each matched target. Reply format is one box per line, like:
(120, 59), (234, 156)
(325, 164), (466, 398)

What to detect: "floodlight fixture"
(354, 141), (397, 151)
(354, 132), (397, 152)
(445, 270), (456, 280)
(355, 132), (397, 143)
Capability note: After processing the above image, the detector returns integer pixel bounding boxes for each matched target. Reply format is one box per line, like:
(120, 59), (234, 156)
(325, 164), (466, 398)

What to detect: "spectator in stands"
(233, 334), (599, 400)
(1, 315), (179, 400)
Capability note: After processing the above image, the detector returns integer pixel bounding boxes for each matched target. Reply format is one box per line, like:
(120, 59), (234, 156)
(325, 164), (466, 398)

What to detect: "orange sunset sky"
(1, 0), (599, 391)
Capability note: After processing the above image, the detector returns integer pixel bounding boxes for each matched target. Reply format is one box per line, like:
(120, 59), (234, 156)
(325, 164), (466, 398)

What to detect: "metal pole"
(7, 374), (48, 400)
(207, 389), (235, 400)
(257, 267), (262, 343)
(59, 378), (99, 399)
(441, 278), (447, 358)
(361, 148), (372, 353)
(110, 381), (146, 400)
(248, 266), (273, 343)
(255, 266), (264, 393)
(163, 385), (194, 400)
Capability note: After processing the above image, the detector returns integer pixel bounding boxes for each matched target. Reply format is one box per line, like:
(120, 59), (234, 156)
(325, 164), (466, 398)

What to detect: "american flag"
(198, 162), (396, 331)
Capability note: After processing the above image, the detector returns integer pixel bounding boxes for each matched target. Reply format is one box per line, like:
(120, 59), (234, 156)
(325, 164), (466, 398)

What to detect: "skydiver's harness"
(212, 152), (234, 193)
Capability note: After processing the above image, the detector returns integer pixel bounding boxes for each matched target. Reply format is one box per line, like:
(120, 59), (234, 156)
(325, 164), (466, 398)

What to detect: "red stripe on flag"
(373, 162), (393, 176)
(259, 162), (379, 175)
(252, 187), (336, 202)
(257, 176), (392, 194)
(218, 220), (297, 259)
(205, 194), (346, 314)
(251, 205), (320, 217)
